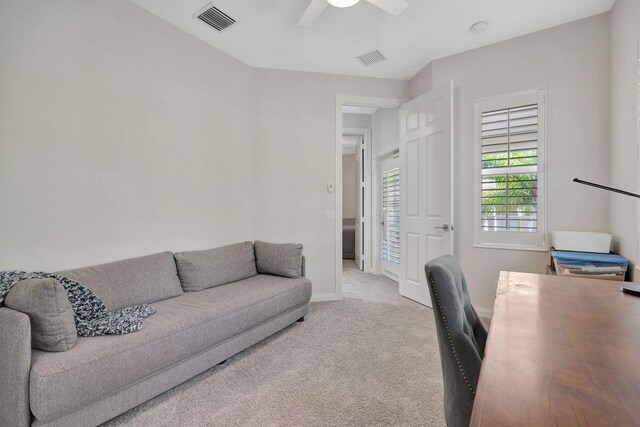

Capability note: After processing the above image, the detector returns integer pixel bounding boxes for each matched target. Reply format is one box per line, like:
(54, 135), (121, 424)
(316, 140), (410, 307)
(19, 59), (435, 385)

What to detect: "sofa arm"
(301, 255), (306, 278)
(0, 307), (32, 427)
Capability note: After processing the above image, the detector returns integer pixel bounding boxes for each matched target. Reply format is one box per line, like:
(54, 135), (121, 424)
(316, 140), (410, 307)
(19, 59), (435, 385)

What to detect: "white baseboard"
(475, 307), (493, 319)
(310, 293), (341, 302)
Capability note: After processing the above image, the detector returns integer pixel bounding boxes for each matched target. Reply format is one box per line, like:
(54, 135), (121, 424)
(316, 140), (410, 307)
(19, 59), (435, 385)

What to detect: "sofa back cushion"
(254, 241), (303, 278)
(174, 242), (258, 292)
(58, 252), (183, 310)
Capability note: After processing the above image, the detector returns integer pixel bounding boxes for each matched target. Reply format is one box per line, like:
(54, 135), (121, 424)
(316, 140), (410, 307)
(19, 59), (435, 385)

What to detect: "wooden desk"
(470, 271), (640, 426)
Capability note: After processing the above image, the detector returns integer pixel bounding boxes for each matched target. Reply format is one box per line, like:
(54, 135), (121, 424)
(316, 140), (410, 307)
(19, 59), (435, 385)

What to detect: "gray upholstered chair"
(425, 255), (487, 427)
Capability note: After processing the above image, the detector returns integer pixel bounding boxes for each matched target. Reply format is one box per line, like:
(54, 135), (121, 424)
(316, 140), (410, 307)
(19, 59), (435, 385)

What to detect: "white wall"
(372, 108), (400, 157)
(251, 68), (408, 298)
(409, 62), (433, 99)
(0, 0), (253, 271)
(409, 13), (611, 313)
(342, 154), (357, 219)
(343, 113), (372, 129)
(610, 0), (640, 272)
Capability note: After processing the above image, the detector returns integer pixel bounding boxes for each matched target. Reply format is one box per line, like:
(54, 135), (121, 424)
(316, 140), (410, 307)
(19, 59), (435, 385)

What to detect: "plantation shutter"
(382, 168), (400, 266)
(481, 104), (538, 232)
(474, 89), (546, 251)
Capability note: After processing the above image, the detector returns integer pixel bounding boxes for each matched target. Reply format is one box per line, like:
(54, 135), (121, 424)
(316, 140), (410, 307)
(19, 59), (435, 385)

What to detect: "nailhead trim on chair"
(427, 271), (475, 395)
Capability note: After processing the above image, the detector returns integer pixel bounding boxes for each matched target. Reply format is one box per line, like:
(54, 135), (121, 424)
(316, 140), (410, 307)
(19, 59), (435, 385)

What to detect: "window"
(382, 167), (400, 266)
(474, 89), (547, 251)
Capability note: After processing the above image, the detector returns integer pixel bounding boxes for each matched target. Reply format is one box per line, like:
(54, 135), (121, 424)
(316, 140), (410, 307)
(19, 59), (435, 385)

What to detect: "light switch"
(324, 210), (335, 221)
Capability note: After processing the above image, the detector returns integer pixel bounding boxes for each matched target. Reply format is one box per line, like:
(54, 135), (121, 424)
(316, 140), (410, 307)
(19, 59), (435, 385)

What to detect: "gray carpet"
(104, 261), (446, 426)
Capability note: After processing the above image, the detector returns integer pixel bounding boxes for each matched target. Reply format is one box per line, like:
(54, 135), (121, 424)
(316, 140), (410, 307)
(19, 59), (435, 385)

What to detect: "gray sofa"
(0, 241), (311, 427)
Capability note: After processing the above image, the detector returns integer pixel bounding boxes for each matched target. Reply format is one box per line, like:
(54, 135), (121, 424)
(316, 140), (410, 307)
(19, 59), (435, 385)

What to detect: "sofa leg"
(297, 316), (305, 322)
(217, 359), (227, 366)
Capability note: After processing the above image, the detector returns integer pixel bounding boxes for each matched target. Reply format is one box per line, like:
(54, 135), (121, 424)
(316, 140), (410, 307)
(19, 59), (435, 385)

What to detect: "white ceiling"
(129, 0), (615, 80)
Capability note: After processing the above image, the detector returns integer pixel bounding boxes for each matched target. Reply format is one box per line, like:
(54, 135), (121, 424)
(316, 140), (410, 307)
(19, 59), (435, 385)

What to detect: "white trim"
(339, 96), (405, 109)
(335, 94), (344, 300)
(636, 35), (640, 268)
(335, 94), (404, 299)
(473, 88), (548, 252)
(382, 269), (399, 283)
(310, 293), (341, 302)
(343, 127), (371, 135)
(472, 242), (549, 252)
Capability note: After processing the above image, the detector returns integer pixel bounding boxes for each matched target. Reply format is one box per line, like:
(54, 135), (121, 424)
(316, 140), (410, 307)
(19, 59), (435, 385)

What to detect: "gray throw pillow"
(5, 278), (77, 352)
(174, 242), (258, 291)
(254, 241), (303, 278)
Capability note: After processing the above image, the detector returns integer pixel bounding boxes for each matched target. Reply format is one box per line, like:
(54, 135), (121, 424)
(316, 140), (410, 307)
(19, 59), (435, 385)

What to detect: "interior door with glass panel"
(381, 154), (400, 280)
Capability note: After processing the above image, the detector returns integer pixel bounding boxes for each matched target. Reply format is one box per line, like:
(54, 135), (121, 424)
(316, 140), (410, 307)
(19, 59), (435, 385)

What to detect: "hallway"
(342, 260), (403, 302)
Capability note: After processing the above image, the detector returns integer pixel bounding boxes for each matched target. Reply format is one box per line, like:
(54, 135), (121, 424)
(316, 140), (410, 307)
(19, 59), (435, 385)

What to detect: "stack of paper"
(551, 249), (629, 281)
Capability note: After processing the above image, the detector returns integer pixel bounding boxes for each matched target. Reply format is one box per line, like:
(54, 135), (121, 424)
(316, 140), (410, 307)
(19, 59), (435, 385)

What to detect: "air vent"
(195, 4), (235, 32)
(356, 49), (386, 66)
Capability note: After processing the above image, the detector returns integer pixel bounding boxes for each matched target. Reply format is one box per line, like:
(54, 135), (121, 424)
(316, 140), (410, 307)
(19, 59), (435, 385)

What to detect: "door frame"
(335, 95), (404, 299)
(343, 127), (371, 272)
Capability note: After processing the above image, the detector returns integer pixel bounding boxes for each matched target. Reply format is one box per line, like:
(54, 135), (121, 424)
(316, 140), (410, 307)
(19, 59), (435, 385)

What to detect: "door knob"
(433, 224), (450, 231)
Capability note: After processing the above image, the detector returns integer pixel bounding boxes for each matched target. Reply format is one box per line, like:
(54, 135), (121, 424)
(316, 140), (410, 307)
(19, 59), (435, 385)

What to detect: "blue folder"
(551, 249), (629, 265)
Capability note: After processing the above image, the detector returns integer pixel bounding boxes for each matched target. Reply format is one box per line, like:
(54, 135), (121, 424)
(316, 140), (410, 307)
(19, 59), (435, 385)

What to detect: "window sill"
(473, 242), (549, 252)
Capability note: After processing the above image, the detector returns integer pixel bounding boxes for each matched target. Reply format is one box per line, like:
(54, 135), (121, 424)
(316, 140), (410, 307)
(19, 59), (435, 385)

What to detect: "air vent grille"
(356, 49), (386, 66)
(195, 4), (235, 32)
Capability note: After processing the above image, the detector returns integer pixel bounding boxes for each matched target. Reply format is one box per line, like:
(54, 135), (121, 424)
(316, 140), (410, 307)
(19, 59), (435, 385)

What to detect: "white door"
(381, 154), (400, 280)
(399, 81), (454, 307)
(354, 135), (365, 271)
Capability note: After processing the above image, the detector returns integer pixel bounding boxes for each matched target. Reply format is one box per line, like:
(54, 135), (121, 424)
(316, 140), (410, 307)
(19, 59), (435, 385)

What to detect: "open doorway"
(336, 96), (404, 293)
(335, 83), (454, 305)
(341, 133), (361, 268)
(341, 125), (370, 272)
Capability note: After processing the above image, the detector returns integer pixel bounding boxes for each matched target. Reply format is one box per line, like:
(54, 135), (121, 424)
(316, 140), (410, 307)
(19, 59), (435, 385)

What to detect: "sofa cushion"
(29, 274), (311, 422)
(57, 252), (183, 311)
(4, 279), (77, 352)
(174, 242), (258, 291)
(254, 241), (303, 278)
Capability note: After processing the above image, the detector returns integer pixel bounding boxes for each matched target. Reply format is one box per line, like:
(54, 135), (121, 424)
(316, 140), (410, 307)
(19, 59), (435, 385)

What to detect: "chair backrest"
(425, 255), (487, 427)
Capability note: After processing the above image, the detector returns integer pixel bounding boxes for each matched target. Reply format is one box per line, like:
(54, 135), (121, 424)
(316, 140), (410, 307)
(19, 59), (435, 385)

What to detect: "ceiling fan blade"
(298, 0), (329, 26)
(366, 0), (409, 16)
